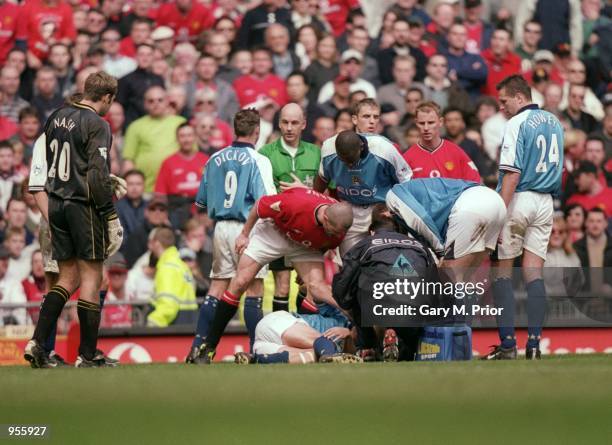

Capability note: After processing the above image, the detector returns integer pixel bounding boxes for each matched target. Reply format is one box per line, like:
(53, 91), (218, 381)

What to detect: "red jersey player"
(403, 101), (481, 182)
(156, 0), (214, 44)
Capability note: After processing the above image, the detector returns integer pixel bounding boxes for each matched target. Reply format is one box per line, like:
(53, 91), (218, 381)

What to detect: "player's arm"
(499, 171), (520, 208)
(28, 133), (49, 221)
(498, 120), (523, 208)
(85, 120), (115, 218)
(313, 174), (328, 193)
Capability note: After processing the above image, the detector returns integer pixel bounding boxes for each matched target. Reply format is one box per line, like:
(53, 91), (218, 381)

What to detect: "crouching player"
(386, 178), (506, 283)
(197, 187), (354, 363)
(235, 303), (361, 364)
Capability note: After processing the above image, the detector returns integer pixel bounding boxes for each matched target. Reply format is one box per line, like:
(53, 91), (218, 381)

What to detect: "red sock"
(221, 290), (240, 307)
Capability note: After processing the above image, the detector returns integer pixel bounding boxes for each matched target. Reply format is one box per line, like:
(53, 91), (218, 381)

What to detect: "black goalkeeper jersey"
(43, 102), (116, 218)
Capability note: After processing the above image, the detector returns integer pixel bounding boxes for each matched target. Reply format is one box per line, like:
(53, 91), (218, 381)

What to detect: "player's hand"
(323, 327), (351, 342)
(279, 173), (307, 191)
(235, 233), (249, 255)
(106, 216), (124, 257)
(110, 174), (127, 199)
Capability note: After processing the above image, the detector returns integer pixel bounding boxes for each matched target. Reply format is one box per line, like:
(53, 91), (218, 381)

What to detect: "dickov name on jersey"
(213, 148), (253, 166)
(53, 116), (77, 132)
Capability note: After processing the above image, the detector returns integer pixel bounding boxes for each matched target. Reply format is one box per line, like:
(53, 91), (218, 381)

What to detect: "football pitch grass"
(1, 355), (611, 445)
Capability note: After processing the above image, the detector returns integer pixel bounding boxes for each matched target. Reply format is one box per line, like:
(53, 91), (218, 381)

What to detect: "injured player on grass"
(234, 304), (362, 364)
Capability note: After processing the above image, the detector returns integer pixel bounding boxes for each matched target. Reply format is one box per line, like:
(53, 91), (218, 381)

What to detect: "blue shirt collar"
(232, 141), (255, 149)
(518, 103), (539, 114)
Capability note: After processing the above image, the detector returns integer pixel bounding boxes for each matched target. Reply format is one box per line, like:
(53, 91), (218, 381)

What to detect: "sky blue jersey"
(497, 104), (564, 197)
(319, 133), (412, 205)
(386, 178), (479, 253)
(195, 142), (275, 222)
(298, 303), (350, 333)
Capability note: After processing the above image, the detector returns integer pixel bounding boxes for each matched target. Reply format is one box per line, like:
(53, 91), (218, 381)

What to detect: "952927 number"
(0, 425), (50, 439)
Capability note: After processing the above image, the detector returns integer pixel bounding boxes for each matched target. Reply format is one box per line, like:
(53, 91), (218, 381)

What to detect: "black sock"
(272, 296), (289, 312)
(77, 299), (101, 361)
(33, 286), (70, 345)
(205, 291), (239, 349)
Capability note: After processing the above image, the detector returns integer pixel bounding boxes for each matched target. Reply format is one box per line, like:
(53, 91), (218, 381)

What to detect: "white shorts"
(211, 220), (267, 279)
(339, 204), (373, 257)
(244, 220), (324, 266)
(497, 191), (553, 260)
(39, 218), (59, 274)
(252, 310), (308, 354)
(445, 186), (507, 259)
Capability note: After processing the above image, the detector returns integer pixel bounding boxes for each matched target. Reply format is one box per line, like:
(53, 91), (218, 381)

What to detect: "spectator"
(318, 49), (376, 103)
(155, 123), (209, 229)
(281, 72), (325, 143)
(71, 32), (93, 71)
(406, 16), (437, 58)
(378, 55), (425, 116)
(463, 0), (494, 54)
(595, 102), (612, 158)
(567, 161), (612, 216)
(18, 0), (76, 68)
(116, 43), (165, 127)
(126, 250), (156, 303)
(573, 207), (612, 292)
(562, 84), (600, 134)
(526, 49), (565, 86)
(345, 26), (380, 86)
(86, 8), (108, 39)
(442, 23), (488, 100)
(0, 0), (20, 66)
(312, 116), (336, 146)
(117, 169), (148, 243)
(229, 49), (253, 78)
(563, 129), (587, 179)
(190, 54), (239, 124)
(47, 43), (74, 99)
(544, 215), (581, 295)
(584, 135), (612, 187)
(5, 226), (32, 282)
(122, 195), (171, 268)
(172, 42), (200, 78)
(122, 85), (186, 192)
(294, 24), (321, 71)
(119, 17), (153, 58)
(516, 20), (543, 71)
(403, 101), (481, 182)
(565, 203), (586, 242)
(101, 253), (133, 329)
(119, 0), (156, 37)
(147, 227), (198, 327)
(156, 0), (214, 44)
(265, 23), (300, 80)
(443, 107), (496, 179)
(237, 0), (292, 49)
(106, 102), (126, 173)
(424, 0), (455, 49)
(480, 102), (507, 161)
(21, 250), (45, 324)
(421, 54), (471, 113)
(378, 18), (427, 85)
(515, 0), (583, 56)
(334, 108), (353, 132)
(0, 66), (29, 123)
(233, 47), (288, 108)
(321, 0), (361, 38)
(202, 32), (238, 84)
(399, 87), (424, 129)
(181, 218), (213, 293)
(543, 82), (564, 115)
(102, 27), (137, 79)
(151, 26), (176, 66)
(0, 143), (23, 213)
(320, 75), (351, 119)
(559, 59), (604, 120)
(214, 16), (239, 48)
(101, 0), (126, 31)
(0, 245), (28, 327)
(377, 9), (400, 54)
(289, 0), (328, 37)
(193, 111), (232, 155)
(304, 35), (339, 103)
(481, 28), (522, 98)
(2, 199), (34, 245)
(387, 0), (431, 25)
(8, 107), (40, 163)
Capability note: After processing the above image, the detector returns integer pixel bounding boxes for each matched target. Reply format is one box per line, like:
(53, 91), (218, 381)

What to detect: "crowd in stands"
(0, 0), (611, 329)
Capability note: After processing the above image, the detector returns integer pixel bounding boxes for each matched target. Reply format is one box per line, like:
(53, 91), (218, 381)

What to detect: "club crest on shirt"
(351, 175), (360, 185)
(444, 161), (455, 171)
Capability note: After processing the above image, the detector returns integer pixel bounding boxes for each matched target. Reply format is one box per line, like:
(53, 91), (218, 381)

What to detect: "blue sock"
(313, 336), (337, 359)
(526, 279), (546, 349)
(254, 351), (289, 364)
(493, 278), (516, 348)
(243, 296), (263, 352)
(192, 296), (219, 349)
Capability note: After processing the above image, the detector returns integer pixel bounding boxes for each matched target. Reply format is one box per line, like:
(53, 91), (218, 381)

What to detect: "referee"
(259, 103), (321, 313)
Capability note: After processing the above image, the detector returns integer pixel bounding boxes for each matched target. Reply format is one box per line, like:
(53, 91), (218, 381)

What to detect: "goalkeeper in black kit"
(24, 71), (125, 368)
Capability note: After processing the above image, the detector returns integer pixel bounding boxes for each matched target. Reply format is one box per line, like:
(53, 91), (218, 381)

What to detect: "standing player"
(24, 72), (123, 368)
(485, 75), (564, 360)
(259, 103), (321, 313)
(196, 187), (353, 363)
(315, 129), (412, 255)
(403, 102), (481, 182)
(186, 109), (276, 364)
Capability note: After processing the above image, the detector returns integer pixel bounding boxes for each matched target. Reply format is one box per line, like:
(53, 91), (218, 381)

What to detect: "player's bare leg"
(293, 262), (339, 309)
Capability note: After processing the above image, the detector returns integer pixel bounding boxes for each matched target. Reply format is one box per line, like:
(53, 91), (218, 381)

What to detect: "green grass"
(1, 355), (612, 445)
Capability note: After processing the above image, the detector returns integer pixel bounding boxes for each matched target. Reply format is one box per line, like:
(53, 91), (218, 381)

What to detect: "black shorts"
(49, 196), (107, 261)
(269, 257), (292, 272)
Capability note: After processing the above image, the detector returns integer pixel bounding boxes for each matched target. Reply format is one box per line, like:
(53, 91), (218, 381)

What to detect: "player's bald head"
(279, 102), (305, 122)
(325, 202), (354, 233)
(335, 130), (363, 166)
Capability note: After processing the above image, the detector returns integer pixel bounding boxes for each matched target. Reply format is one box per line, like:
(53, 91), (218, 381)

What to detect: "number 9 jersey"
(41, 102), (115, 218)
(497, 104), (564, 197)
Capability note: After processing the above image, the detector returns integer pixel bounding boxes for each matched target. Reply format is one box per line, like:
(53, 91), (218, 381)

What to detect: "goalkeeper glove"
(106, 215), (124, 257)
(110, 174), (127, 200)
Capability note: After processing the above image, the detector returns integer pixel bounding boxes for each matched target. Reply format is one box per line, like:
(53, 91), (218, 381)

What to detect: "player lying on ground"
(332, 205), (437, 361)
(193, 187), (353, 363)
(386, 177), (506, 283)
(235, 303), (361, 364)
